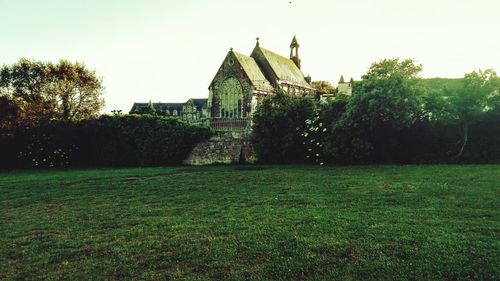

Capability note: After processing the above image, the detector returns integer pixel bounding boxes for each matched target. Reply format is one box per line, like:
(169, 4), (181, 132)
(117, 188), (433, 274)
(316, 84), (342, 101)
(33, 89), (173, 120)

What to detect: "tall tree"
(329, 58), (425, 162)
(344, 58), (424, 130)
(448, 69), (500, 158)
(0, 59), (55, 125)
(0, 58), (105, 125)
(48, 60), (105, 121)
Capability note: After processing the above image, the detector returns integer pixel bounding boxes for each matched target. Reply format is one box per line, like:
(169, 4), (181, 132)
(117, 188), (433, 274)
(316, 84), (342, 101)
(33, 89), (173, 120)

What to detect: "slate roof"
(188, 98), (208, 110)
(233, 52), (273, 91)
(256, 46), (312, 88)
(130, 102), (184, 113)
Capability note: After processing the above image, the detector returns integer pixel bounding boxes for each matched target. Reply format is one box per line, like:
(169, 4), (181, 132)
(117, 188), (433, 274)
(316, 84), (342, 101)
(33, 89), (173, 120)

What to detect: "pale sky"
(1, 0), (499, 112)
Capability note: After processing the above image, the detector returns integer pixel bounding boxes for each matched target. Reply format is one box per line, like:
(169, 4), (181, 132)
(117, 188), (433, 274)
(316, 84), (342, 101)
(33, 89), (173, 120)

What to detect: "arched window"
(219, 77), (243, 118)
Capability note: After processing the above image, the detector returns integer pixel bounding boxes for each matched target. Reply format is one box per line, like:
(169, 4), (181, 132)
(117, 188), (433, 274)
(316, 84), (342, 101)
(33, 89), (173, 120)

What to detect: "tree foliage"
(324, 59), (426, 162)
(311, 80), (335, 98)
(446, 69), (500, 158)
(343, 58), (424, 130)
(0, 96), (20, 131)
(251, 58), (500, 164)
(252, 90), (316, 163)
(0, 58), (105, 126)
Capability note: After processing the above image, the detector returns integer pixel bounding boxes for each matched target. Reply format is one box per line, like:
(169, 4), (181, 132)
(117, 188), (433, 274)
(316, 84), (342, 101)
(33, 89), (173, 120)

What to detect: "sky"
(1, 0), (499, 112)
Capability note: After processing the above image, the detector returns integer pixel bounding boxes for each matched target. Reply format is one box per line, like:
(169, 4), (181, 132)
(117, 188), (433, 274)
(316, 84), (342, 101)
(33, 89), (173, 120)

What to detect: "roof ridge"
(256, 46), (311, 88)
(233, 50), (273, 91)
(258, 46), (293, 62)
(233, 51), (252, 58)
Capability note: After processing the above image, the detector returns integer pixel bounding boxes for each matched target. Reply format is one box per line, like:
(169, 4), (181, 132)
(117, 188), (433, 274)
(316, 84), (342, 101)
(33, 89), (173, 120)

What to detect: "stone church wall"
(209, 51), (253, 118)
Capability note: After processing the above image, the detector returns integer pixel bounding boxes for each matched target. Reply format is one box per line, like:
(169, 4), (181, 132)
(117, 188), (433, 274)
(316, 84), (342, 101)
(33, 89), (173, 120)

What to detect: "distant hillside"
(350, 78), (464, 95)
(422, 78), (464, 93)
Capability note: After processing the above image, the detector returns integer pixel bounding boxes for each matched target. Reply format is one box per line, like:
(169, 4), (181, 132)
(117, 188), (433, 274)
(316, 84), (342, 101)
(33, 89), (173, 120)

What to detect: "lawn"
(0, 165), (499, 280)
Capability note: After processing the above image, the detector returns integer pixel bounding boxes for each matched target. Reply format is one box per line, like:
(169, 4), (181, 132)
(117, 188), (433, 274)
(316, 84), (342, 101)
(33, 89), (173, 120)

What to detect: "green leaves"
(0, 58), (105, 126)
(311, 80), (335, 96)
(252, 90), (316, 163)
(350, 58), (425, 131)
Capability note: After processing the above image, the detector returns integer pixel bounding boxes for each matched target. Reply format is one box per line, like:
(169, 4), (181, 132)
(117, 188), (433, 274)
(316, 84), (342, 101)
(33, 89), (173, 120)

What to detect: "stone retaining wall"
(183, 132), (257, 165)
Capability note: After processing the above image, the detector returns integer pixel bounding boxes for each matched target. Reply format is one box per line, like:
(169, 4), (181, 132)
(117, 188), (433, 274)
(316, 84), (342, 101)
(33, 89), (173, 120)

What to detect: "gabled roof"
(187, 98), (208, 110)
(255, 46), (312, 88)
(130, 102), (184, 113)
(153, 103), (184, 111)
(233, 52), (273, 91)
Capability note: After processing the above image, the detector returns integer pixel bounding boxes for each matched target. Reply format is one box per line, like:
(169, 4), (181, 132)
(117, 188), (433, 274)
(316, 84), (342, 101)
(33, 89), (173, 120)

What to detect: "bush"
(0, 115), (212, 169)
(251, 93), (500, 165)
(251, 91), (316, 163)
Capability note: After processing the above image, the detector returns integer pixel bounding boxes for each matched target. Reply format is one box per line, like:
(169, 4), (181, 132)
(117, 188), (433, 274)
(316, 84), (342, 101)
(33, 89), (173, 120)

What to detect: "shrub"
(0, 115), (213, 169)
(251, 91), (316, 163)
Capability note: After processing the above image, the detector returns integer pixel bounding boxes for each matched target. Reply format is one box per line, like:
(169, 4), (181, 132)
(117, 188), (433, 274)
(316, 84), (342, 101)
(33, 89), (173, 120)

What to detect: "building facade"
(208, 36), (316, 119)
(130, 99), (208, 121)
(130, 37), (316, 129)
(336, 75), (353, 96)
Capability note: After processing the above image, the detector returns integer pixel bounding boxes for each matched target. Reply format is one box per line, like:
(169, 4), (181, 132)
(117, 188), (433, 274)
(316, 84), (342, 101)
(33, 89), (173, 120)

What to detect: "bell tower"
(290, 36), (301, 69)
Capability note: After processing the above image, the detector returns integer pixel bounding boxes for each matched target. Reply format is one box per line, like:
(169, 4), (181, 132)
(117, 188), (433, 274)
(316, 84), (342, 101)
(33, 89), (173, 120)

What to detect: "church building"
(207, 36), (316, 119)
(130, 36), (316, 129)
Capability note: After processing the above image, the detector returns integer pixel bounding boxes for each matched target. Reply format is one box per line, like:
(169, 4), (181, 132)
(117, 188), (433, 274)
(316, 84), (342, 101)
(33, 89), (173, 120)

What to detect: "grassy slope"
(423, 78), (464, 93)
(0, 165), (499, 280)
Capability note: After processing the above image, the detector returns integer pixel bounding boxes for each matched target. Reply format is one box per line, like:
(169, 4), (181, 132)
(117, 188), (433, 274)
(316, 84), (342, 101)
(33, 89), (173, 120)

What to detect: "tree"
(345, 58), (424, 130)
(329, 58), (426, 162)
(0, 58), (105, 125)
(48, 60), (105, 121)
(251, 90), (316, 163)
(448, 69), (500, 158)
(311, 80), (335, 98)
(0, 96), (20, 130)
(0, 59), (55, 125)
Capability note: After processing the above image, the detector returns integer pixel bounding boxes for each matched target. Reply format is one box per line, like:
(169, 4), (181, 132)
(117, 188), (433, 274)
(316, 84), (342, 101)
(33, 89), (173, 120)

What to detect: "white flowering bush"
(17, 133), (74, 168)
(301, 111), (327, 165)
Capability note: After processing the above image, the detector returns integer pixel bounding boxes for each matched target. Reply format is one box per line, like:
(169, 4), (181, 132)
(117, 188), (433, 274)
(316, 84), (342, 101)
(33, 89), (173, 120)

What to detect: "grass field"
(0, 165), (499, 280)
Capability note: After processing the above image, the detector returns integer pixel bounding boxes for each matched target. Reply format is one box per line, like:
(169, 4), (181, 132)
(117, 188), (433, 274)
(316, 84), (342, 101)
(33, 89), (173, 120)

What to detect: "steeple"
(289, 36), (301, 69)
(339, 75), (345, 84)
(147, 100), (156, 113)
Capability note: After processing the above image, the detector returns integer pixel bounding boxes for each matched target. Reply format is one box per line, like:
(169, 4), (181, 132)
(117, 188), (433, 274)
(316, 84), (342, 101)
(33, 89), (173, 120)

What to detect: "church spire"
(290, 36), (301, 69)
(339, 75), (345, 83)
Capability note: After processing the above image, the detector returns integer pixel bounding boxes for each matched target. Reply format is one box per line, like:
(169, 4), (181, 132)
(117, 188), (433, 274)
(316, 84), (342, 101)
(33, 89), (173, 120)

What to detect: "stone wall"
(183, 132), (257, 165)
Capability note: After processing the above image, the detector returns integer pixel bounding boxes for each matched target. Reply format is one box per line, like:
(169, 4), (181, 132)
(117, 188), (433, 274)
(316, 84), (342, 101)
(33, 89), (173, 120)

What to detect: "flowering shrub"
(252, 91), (316, 163)
(301, 111), (327, 165)
(17, 133), (75, 168)
(1, 115), (213, 169)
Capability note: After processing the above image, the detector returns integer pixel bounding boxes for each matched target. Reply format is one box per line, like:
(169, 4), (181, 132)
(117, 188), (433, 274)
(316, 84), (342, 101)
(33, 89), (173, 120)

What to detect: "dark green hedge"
(0, 115), (212, 169)
(251, 91), (316, 163)
(251, 95), (500, 164)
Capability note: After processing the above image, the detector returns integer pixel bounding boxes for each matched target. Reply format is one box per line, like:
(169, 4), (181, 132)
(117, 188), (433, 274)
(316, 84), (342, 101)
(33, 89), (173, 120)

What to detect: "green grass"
(1, 165), (499, 280)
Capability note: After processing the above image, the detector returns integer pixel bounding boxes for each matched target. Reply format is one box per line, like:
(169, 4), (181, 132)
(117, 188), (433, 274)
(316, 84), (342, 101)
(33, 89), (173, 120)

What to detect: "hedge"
(0, 115), (213, 169)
